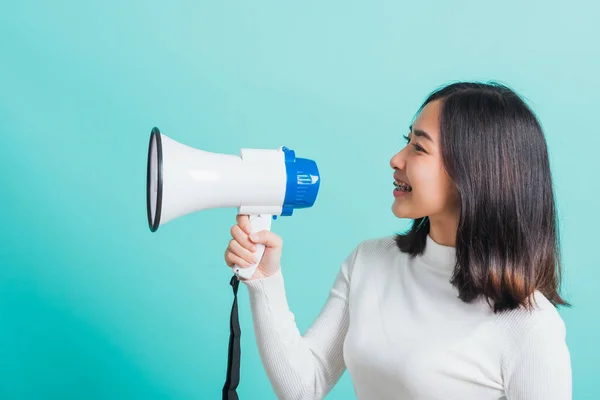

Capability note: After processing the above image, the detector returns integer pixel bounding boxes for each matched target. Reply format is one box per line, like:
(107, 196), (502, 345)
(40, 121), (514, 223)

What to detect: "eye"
(403, 134), (426, 153)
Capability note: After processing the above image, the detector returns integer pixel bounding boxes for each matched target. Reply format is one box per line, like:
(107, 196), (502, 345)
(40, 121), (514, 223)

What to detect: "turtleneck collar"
(419, 235), (456, 274)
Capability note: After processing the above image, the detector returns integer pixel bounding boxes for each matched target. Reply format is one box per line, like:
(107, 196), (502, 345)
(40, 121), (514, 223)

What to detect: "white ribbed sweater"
(243, 235), (572, 399)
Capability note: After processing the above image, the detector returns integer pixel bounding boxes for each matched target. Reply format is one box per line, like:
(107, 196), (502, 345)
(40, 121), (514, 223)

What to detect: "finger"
(236, 214), (252, 235)
(230, 225), (256, 251)
(228, 239), (259, 265)
(224, 248), (235, 267)
(225, 250), (252, 268)
(249, 230), (282, 248)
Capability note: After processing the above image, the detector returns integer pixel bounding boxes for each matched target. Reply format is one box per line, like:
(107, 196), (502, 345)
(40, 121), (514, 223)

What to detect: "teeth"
(394, 180), (412, 192)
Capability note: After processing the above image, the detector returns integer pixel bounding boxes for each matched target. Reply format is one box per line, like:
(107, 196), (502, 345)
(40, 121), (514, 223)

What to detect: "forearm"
(244, 269), (349, 399)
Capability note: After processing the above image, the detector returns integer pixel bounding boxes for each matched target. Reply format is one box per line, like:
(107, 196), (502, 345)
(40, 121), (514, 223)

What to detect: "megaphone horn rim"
(147, 127), (163, 232)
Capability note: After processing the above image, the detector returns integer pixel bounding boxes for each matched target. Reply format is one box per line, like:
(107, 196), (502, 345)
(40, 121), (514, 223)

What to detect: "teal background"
(1, 1), (598, 398)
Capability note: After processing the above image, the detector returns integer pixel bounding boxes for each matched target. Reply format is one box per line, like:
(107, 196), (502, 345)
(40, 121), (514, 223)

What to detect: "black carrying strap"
(222, 275), (241, 400)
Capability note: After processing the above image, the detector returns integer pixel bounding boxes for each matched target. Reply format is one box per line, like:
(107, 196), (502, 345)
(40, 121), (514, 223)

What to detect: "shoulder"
(528, 292), (567, 341)
(500, 291), (568, 360)
(341, 235), (400, 280)
(511, 292), (566, 336)
(353, 235), (399, 262)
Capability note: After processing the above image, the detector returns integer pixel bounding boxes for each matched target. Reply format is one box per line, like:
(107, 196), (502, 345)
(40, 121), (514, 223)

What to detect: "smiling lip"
(394, 174), (411, 186)
(393, 174), (412, 197)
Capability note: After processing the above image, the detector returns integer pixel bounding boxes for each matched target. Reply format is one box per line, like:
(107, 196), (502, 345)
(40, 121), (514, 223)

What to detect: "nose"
(389, 146), (407, 171)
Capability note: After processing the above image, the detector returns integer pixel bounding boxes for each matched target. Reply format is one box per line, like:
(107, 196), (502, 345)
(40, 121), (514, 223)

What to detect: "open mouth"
(394, 180), (412, 192)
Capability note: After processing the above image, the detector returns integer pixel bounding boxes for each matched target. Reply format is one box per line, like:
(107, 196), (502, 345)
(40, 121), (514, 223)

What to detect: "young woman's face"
(389, 99), (459, 221)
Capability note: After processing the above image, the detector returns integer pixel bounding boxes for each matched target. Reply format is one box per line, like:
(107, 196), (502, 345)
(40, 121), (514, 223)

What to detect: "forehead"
(412, 99), (442, 141)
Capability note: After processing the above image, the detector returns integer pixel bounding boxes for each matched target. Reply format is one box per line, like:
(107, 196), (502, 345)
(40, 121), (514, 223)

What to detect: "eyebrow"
(409, 125), (433, 142)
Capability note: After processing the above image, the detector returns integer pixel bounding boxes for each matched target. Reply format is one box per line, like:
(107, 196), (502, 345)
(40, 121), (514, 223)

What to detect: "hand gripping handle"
(232, 214), (272, 280)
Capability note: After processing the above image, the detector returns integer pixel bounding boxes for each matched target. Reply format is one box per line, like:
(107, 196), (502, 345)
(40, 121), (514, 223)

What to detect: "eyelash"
(403, 134), (425, 153)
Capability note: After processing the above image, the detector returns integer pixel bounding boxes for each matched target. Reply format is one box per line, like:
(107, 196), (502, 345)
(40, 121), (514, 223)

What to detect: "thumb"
(249, 230), (282, 248)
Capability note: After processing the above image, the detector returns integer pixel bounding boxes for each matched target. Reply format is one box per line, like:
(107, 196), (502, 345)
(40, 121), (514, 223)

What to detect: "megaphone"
(146, 127), (320, 279)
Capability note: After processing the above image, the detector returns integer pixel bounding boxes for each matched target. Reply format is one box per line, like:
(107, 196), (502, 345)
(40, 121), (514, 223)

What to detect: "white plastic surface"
(157, 134), (286, 227)
(232, 214), (272, 279)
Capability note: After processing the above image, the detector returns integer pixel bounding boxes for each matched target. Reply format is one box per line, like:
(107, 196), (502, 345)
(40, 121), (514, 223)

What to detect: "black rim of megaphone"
(147, 127), (163, 232)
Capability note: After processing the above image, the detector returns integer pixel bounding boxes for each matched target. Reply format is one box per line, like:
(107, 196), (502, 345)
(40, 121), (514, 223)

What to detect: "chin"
(391, 200), (425, 220)
(391, 202), (411, 219)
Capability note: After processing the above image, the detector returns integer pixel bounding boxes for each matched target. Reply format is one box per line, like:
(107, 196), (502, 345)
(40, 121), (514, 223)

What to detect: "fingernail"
(250, 233), (258, 241)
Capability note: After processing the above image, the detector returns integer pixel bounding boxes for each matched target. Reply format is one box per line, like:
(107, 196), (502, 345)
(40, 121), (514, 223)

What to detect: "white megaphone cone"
(146, 127), (320, 279)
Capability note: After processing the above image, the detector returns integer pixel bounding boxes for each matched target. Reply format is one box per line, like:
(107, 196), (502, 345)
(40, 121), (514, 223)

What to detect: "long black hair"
(395, 82), (569, 313)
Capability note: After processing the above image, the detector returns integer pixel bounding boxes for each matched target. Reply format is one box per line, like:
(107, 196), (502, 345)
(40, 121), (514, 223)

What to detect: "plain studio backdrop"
(1, 1), (599, 399)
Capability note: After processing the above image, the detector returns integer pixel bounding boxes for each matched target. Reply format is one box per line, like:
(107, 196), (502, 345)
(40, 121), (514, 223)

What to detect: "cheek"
(410, 159), (453, 206)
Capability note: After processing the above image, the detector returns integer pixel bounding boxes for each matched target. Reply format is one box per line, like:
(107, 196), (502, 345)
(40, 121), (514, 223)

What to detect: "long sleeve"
(502, 312), (572, 400)
(242, 247), (357, 400)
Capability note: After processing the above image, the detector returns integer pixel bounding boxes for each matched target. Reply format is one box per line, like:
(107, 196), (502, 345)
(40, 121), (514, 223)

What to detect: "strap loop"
(222, 275), (241, 400)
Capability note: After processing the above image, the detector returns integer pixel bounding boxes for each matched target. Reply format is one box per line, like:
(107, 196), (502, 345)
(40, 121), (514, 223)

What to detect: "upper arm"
(503, 313), (572, 400)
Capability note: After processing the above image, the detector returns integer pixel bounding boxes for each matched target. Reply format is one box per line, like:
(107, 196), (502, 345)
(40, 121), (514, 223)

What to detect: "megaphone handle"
(232, 214), (272, 280)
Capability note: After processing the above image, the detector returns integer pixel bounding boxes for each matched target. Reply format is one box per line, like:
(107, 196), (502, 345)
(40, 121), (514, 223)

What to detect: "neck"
(428, 212), (459, 247)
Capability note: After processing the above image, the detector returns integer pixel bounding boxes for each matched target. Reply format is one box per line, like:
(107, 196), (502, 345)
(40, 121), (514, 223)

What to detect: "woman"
(224, 82), (572, 399)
